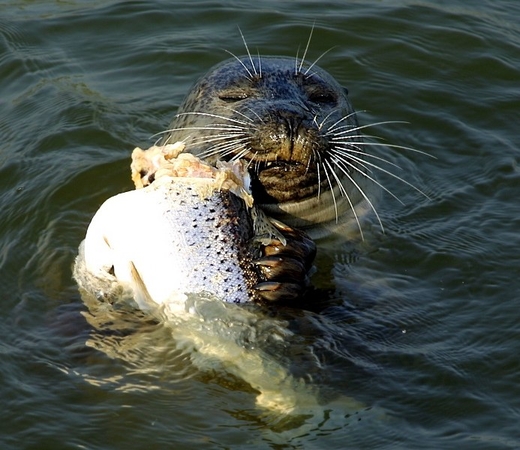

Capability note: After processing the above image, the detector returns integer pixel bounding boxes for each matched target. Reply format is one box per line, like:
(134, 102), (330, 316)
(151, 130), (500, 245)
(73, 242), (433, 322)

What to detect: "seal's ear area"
(343, 86), (349, 96)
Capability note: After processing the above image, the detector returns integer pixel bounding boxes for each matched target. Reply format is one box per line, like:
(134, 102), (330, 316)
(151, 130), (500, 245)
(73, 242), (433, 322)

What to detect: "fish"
(73, 142), (286, 314)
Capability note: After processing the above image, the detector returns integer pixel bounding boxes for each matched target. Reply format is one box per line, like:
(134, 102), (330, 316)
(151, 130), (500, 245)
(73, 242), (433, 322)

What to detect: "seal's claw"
(262, 238), (316, 271)
(254, 221), (316, 302)
(254, 256), (307, 283)
(254, 281), (303, 302)
(262, 224), (316, 271)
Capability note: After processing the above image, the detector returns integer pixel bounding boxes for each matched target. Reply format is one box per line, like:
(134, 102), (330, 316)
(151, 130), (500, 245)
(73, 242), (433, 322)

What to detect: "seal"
(161, 55), (376, 242)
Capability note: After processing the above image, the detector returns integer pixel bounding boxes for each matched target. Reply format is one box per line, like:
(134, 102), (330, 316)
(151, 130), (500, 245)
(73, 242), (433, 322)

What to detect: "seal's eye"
(218, 89), (249, 102)
(308, 90), (337, 105)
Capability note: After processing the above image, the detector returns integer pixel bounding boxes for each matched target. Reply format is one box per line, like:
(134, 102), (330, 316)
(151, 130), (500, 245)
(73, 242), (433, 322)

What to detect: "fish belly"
(78, 176), (259, 309)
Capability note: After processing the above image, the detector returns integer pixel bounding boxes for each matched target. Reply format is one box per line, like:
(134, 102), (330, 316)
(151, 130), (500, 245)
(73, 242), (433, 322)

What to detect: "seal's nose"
(277, 108), (303, 143)
(266, 107), (319, 162)
(274, 99), (312, 118)
(274, 102), (316, 133)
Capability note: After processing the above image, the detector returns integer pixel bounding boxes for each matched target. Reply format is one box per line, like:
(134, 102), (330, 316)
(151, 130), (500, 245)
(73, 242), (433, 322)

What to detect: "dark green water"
(2, 1), (520, 448)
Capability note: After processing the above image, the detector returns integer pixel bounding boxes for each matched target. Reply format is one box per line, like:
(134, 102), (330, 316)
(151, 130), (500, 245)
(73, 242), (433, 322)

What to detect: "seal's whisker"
(257, 49), (262, 79)
(243, 153), (256, 170)
(208, 137), (250, 156)
(151, 128), (180, 138)
(305, 71), (320, 80)
(327, 119), (408, 136)
(192, 137), (248, 157)
(316, 160), (322, 199)
(333, 138), (434, 158)
(159, 126), (247, 137)
(201, 147), (240, 161)
(333, 148), (424, 201)
(185, 128), (246, 141)
(153, 131), (184, 146)
(324, 160), (364, 239)
(179, 133), (247, 158)
(217, 146), (248, 161)
(318, 109), (343, 130)
(330, 147), (430, 199)
(331, 157), (385, 231)
(332, 144), (404, 170)
(321, 160), (340, 225)
(177, 132), (235, 146)
(331, 145), (394, 178)
(238, 26), (258, 77)
(331, 149), (375, 179)
(230, 147), (252, 163)
(298, 23), (315, 74)
(323, 111), (360, 132)
(200, 139), (247, 161)
(174, 111), (253, 128)
(294, 44), (300, 77)
(252, 155), (264, 173)
(304, 153), (313, 175)
(223, 49), (255, 81)
(158, 133), (193, 146)
(241, 106), (265, 124)
(329, 125), (406, 140)
(350, 133), (388, 143)
(331, 152), (404, 205)
(197, 137), (251, 160)
(152, 126), (243, 144)
(304, 47), (335, 77)
(219, 107), (256, 124)
(312, 147), (325, 199)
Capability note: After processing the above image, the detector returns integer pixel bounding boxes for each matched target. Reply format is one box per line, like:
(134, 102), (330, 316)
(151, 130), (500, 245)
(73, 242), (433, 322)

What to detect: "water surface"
(1, 1), (520, 448)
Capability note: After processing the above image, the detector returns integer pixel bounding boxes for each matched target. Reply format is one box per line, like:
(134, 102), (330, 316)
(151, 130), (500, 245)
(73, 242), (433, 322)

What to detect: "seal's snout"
(249, 104), (326, 164)
(275, 104), (314, 135)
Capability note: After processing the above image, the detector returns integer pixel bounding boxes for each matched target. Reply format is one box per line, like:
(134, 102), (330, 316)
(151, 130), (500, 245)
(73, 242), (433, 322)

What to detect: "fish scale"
(75, 171), (262, 311)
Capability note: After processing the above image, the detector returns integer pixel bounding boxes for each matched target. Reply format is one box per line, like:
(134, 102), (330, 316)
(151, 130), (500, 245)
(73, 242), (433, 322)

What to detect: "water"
(2, 1), (520, 448)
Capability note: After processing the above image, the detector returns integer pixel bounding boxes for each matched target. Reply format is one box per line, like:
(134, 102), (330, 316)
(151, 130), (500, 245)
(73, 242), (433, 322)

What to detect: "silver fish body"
(74, 150), (265, 311)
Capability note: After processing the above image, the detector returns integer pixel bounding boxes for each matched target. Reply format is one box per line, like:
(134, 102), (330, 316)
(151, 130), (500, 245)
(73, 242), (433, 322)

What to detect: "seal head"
(163, 56), (375, 240)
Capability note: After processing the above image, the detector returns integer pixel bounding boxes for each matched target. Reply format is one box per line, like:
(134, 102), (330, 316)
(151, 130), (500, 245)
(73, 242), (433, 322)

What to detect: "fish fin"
(252, 207), (287, 246)
(129, 261), (157, 311)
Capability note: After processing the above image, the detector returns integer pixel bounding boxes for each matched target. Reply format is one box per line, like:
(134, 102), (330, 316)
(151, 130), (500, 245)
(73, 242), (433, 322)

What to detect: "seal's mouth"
(258, 160), (304, 172)
(244, 139), (317, 172)
(250, 159), (321, 204)
(255, 159), (315, 183)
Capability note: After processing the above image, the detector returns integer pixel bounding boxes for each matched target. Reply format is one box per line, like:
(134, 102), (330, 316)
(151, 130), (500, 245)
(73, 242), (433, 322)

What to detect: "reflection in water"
(77, 286), (382, 432)
(70, 264), (383, 431)
(79, 282), (319, 413)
